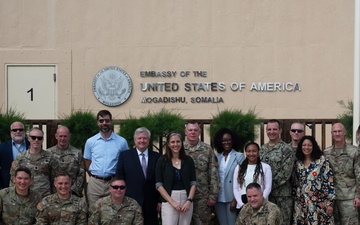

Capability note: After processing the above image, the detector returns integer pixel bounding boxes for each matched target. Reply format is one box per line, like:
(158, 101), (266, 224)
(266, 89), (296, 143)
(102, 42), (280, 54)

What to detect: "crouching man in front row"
(0, 166), (41, 225)
(89, 177), (143, 225)
(236, 182), (283, 225)
(36, 171), (87, 224)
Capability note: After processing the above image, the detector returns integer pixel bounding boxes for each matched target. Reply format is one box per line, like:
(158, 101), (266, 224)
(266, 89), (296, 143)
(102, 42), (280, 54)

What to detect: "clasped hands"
(171, 200), (192, 212)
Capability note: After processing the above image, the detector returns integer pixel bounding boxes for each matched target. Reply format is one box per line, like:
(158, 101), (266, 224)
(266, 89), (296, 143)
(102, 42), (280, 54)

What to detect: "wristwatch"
(186, 198), (193, 202)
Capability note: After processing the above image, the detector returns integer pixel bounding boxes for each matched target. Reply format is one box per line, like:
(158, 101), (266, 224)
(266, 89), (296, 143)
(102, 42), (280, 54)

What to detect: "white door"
(7, 65), (57, 119)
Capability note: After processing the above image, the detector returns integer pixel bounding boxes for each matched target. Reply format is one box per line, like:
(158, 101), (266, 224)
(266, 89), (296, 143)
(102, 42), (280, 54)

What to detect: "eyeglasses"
(98, 119), (111, 123)
(291, 129), (304, 133)
(111, 185), (126, 190)
(222, 139), (232, 143)
(11, 128), (24, 132)
(29, 136), (43, 141)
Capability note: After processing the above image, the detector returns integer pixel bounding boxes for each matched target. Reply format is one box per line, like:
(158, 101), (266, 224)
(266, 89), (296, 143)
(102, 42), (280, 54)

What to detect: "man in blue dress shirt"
(84, 110), (129, 206)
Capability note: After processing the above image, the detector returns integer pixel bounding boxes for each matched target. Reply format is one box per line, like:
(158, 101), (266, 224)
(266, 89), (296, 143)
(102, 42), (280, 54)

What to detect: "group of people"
(0, 110), (219, 225)
(210, 120), (360, 225)
(115, 119), (218, 225)
(234, 120), (359, 225)
(0, 111), (359, 225)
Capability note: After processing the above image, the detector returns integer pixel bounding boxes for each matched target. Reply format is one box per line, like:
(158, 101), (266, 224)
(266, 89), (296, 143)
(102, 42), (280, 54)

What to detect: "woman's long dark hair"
(295, 135), (323, 161)
(237, 142), (265, 188)
(164, 131), (187, 160)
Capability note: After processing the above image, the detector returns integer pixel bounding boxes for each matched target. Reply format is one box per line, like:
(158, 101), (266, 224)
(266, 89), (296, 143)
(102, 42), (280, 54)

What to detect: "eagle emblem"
(93, 66), (133, 106)
(98, 73), (127, 100)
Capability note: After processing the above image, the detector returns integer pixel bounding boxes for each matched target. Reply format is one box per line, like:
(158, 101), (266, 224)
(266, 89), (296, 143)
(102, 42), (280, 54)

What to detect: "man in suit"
(116, 127), (161, 225)
(0, 121), (29, 189)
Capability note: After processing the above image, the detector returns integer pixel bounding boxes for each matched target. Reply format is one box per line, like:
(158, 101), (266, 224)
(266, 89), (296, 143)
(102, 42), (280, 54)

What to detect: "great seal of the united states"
(92, 66), (133, 106)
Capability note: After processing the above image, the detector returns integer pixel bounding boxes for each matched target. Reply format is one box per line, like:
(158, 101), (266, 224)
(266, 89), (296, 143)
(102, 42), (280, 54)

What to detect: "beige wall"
(0, 0), (354, 120)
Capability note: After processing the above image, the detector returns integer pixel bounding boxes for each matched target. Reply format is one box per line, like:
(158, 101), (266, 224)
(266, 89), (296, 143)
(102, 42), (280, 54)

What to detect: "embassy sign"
(139, 70), (301, 104)
(93, 68), (301, 106)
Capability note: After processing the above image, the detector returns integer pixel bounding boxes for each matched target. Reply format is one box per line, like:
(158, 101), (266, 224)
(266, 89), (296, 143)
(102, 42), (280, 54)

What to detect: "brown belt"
(90, 174), (114, 181)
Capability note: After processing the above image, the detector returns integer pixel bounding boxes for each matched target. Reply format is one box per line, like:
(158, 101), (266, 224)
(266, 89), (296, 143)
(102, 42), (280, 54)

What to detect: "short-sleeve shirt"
(84, 132), (129, 177)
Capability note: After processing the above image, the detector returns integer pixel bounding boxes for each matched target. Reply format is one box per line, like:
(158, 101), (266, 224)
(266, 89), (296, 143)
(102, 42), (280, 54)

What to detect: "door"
(6, 65), (57, 119)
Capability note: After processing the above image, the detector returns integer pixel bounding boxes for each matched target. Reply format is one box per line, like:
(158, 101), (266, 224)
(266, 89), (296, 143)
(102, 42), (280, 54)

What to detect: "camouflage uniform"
(260, 140), (295, 225)
(36, 193), (87, 225)
(0, 187), (41, 225)
(235, 199), (283, 225)
(88, 195), (143, 225)
(184, 140), (219, 225)
(287, 143), (297, 152)
(47, 145), (85, 197)
(10, 150), (55, 198)
(324, 143), (360, 225)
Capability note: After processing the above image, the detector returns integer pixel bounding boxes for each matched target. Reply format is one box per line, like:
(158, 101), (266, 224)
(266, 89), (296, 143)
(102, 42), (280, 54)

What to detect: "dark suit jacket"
(0, 139), (30, 189)
(116, 148), (161, 225)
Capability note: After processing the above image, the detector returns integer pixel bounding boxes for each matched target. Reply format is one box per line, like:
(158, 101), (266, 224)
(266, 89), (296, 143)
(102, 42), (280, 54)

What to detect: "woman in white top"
(214, 128), (245, 225)
(233, 142), (272, 210)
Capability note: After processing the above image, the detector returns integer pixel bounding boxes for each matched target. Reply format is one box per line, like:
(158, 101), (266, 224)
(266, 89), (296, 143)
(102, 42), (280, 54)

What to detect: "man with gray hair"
(116, 127), (161, 225)
(184, 120), (219, 225)
(0, 121), (30, 189)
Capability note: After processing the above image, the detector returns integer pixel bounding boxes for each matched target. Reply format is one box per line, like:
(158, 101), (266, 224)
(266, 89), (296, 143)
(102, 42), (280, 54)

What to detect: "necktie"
(141, 153), (147, 178)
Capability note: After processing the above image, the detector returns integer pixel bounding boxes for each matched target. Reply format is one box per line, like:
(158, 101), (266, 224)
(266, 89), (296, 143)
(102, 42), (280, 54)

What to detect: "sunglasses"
(98, 119), (111, 123)
(291, 129), (304, 133)
(11, 128), (24, 132)
(29, 136), (43, 141)
(111, 185), (126, 190)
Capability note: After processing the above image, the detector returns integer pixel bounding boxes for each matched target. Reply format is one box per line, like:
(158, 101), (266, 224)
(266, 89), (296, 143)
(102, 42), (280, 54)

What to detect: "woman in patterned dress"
(292, 135), (335, 225)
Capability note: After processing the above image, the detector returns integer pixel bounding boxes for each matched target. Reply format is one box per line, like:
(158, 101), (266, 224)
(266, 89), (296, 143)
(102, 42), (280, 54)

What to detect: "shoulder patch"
(11, 161), (18, 169)
(37, 202), (42, 209)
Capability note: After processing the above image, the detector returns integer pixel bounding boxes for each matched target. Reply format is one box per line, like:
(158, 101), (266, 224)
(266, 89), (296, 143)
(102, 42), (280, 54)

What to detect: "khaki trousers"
(161, 190), (193, 225)
(87, 176), (111, 207)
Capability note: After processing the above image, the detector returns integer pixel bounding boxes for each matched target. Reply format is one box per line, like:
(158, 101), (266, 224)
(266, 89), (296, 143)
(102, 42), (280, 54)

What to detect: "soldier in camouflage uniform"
(323, 123), (360, 225)
(236, 182), (283, 225)
(47, 126), (85, 197)
(288, 122), (305, 151)
(260, 119), (295, 225)
(36, 171), (87, 225)
(88, 177), (143, 225)
(184, 121), (219, 225)
(0, 167), (41, 225)
(10, 127), (56, 198)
